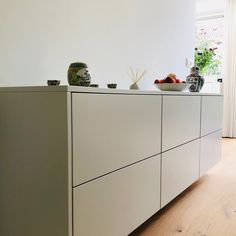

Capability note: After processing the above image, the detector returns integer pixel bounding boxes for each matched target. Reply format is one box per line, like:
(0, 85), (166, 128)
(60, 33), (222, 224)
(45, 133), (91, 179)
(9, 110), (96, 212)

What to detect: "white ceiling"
(196, 0), (226, 16)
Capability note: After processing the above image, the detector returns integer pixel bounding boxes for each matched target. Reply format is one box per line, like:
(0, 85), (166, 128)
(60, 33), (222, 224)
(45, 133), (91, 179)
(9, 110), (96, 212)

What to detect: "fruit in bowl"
(154, 74), (189, 91)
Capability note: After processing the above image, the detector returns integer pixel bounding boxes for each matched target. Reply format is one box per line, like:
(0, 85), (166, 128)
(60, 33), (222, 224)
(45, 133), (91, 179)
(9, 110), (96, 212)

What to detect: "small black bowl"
(47, 80), (60, 86)
(90, 84), (99, 88)
(107, 83), (117, 89)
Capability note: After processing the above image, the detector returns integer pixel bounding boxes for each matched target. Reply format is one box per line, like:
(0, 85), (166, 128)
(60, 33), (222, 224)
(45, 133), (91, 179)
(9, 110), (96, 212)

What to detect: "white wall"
(0, 0), (196, 89)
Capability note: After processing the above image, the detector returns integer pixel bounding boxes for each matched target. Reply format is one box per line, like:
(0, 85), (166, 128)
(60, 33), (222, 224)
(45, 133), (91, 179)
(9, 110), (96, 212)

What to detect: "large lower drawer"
(161, 140), (200, 207)
(200, 130), (222, 176)
(72, 93), (161, 186)
(73, 156), (161, 236)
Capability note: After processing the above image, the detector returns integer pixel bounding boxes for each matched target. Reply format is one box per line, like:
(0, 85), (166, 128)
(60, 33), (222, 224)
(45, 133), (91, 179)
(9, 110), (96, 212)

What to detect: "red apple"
(154, 79), (160, 84)
(165, 77), (175, 83)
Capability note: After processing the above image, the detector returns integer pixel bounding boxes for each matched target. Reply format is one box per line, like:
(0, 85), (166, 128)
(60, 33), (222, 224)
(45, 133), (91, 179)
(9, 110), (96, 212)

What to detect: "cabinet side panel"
(0, 92), (69, 236)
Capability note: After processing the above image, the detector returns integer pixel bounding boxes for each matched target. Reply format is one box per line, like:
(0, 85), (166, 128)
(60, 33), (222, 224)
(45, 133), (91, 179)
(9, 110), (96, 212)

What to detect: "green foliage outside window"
(194, 47), (221, 76)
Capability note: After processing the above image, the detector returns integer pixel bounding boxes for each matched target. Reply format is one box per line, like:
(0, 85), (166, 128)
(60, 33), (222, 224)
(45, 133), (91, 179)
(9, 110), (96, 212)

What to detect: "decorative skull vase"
(186, 67), (204, 92)
(68, 62), (91, 86)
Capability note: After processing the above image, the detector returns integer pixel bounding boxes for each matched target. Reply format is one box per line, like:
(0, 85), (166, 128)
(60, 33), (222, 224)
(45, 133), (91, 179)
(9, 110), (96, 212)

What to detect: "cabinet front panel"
(161, 140), (200, 207)
(72, 93), (161, 185)
(162, 96), (201, 151)
(200, 131), (222, 176)
(201, 96), (223, 136)
(73, 156), (161, 236)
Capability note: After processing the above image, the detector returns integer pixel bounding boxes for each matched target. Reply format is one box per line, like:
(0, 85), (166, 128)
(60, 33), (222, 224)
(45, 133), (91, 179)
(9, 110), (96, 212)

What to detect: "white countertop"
(0, 86), (223, 96)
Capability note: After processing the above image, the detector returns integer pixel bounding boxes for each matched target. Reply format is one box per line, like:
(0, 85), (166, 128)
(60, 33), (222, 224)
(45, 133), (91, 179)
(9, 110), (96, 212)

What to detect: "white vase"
(130, 82), (139, 90)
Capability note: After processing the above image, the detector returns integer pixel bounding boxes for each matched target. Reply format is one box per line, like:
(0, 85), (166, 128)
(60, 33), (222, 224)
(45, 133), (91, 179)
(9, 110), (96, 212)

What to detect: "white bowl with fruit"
(154, 74), (190, 92)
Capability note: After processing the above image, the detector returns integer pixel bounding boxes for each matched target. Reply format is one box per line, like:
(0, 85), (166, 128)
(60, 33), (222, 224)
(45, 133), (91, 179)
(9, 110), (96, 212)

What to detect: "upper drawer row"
(72, 94), (162, 185)
(72, 94), (223, 185)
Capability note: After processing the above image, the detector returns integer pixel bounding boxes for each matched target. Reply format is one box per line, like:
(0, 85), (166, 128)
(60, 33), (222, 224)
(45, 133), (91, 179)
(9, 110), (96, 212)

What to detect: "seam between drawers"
(73, 153), (162, 188)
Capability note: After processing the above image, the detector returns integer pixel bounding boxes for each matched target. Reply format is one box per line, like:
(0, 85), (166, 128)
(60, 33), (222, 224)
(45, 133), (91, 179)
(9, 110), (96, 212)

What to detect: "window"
(195, 15), (225, 93)
(195, 16), (224, 79)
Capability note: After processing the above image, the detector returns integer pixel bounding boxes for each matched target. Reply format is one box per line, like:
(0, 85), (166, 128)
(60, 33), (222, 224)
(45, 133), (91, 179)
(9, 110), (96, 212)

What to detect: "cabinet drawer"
(200, 131), (222, 176)
(72, 93), (161, 185)
(161, 140), (200, 207)
(201, 96), (223, 136)
(162, 96), (201, 151)
(73, 156), (161, 236)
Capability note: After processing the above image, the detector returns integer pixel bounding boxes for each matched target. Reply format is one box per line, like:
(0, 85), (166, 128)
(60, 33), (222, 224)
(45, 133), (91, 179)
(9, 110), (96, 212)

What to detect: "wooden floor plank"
(130, 138), (236, 236)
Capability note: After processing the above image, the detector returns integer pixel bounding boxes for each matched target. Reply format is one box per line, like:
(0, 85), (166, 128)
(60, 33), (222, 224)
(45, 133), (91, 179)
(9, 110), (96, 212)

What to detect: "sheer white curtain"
(223, 0), (236, 137)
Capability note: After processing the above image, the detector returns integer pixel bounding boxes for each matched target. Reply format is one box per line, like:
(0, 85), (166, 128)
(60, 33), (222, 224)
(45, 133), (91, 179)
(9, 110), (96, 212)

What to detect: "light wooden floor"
(130, 138), (236, 236)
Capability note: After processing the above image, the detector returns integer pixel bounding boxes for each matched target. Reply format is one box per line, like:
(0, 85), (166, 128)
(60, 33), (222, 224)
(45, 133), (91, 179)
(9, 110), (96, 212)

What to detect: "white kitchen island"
(0, 86), (223, 236)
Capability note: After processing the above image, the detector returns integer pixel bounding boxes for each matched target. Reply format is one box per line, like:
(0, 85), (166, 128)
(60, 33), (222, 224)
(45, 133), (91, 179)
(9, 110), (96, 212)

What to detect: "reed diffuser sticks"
(128, 67), (147, 83)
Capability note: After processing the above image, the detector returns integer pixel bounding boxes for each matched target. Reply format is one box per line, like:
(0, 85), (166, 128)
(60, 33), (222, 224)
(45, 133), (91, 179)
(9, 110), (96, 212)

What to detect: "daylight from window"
(195, 17), (224, 80)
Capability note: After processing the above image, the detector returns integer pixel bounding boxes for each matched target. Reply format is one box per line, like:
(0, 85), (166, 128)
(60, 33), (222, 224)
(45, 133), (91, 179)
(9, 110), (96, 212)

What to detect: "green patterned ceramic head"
(68, 62), (91, 86)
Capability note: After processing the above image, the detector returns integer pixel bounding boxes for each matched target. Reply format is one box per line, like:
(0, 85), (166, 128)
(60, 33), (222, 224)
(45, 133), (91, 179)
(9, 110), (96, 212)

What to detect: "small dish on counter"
(90, 84), (99, 88)
(47, 80), (60, 86)
(155, 83), (190, 92)
(107, 83), (117, 89)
